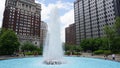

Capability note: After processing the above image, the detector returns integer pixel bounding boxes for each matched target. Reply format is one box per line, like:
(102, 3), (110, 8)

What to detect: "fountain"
(0, 6), (120, 68)
(43, 6), (64, 65)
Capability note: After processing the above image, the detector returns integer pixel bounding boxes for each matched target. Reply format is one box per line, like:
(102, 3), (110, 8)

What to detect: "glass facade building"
(74, 0), (120, 44)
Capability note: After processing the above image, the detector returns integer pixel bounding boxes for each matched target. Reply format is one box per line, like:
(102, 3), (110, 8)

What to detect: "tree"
(75, 45), (82, 52)
(103, 17), (120, 52)
(93, 38), (101, 51)
(104, 25), (115, 51)
(0, 29), (20, 55)
(80, 38), (108, 52)
(21, 41), (37, 52)
(99, 38), (109, 50)
(111, 37), (120, 52)
(64, 43), (70, 51)
(80, 39), (94, 52)
(104, 25), (115, 40)
(114, 17), (120, 36)
(64, 43), (82, 52)
(112, 17), (120, 52)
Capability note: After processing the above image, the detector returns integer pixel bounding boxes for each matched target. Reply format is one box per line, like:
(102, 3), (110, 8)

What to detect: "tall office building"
(2, 0), (41, 47)
(74, 0), (120, 44)
(65, 23), (76, 45)
(40, 21), (48, 45)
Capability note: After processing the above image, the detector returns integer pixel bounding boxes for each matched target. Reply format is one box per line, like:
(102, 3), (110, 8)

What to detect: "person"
(91, 53), (94, 56)
(104, 55), (108, 60)
(112, 54), (115, 60)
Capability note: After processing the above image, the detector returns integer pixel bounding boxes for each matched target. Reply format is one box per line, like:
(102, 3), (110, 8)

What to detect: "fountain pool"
(0, 57), (120, 68)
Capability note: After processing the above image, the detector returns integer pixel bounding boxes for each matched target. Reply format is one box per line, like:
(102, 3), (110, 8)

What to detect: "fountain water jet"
(43, 6), (64, 65)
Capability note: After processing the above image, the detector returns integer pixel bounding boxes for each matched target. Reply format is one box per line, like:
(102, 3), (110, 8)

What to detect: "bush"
(72, 52), (78, 55)
(35, 49), (42, 55)
(38, 51), (42, 55)
(65, 51), (71, 55)
(94, 50), (112, 55)
(21, 41), (37, 52)
(93, 50), (104, 55)
(25, 52), (33, 55)
(104, 50), (112, 55)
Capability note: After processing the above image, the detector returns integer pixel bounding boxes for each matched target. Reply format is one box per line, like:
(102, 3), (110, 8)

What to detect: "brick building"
(2, 0), (41, 47)
(65, 23), (76, 45)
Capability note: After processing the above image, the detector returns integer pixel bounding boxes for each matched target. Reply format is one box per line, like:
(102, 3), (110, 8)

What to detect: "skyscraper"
(65, 23), (76, 45)
(74, 0), (120, 44)
(2, 0), (41, 47)
(40, 21), (48, 45)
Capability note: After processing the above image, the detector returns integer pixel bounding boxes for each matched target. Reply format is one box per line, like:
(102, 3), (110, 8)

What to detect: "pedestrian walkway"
(80, 53), (120, 62)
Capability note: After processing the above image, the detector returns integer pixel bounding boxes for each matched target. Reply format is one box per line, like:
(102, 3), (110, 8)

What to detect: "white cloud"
(0, 0), (5, 28)
(56, 1), (73, 10)
(35, 0), (45, 3)
(60, 9), (74, 42)
(37, 0), (74, 42)
(60, 9), (74, 27)
(39, 0), (73, 21)
(0, 0), (74, 42)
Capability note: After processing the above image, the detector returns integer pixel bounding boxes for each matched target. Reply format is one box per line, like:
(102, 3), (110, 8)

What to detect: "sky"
(0, 0), (75, 42)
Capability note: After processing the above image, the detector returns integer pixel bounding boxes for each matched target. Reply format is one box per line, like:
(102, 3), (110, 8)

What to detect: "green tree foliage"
(104, 25), (115, 40)
(80, 39), (91, 51)
(115, 17), (120, 36)
(21, 41), (43, 55)
(75, 45), (82, 52)
(93, 50), (112, 55)
(21, 41), (37, 52)
(93, 38), (102, 51)
(80, 38), (109, 52)
(0, 29), (20, 55)
(99, 38), (109, 50)
(64, 43), (82, 55)
(80, 39), (99, 52)
(103, 25), (114, 51)
(64, 44), (77, 52)
(111, 37), (120, 52)
(103, 17), (120, 52)
(80, 17), (120, 53)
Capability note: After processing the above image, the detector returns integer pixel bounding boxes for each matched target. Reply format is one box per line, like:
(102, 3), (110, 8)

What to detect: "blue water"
(0, 57), (120, 68)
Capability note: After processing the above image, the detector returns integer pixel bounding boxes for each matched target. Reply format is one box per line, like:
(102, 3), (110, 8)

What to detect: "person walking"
(104, 55), (108, 60)
(112, 54), (115, 60)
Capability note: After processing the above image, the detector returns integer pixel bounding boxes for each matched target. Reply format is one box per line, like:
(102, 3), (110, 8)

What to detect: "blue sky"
(36, 0), (75, 42)
(39, 0), (75, 5)
(36, 0), (74, 20)
(0, 0), (75, 42)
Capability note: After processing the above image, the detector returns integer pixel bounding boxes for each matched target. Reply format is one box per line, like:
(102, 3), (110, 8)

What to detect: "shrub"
(25, 52), (33, 55)
(65, 51), (71, 55)
(73, 52), (78, 55)
(21, 42), (37, 52)
(94, 50), (112, 55)
(36, 50), (42, 55)
(104, 50), (112, 55)
(93, 50), (104, 55)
